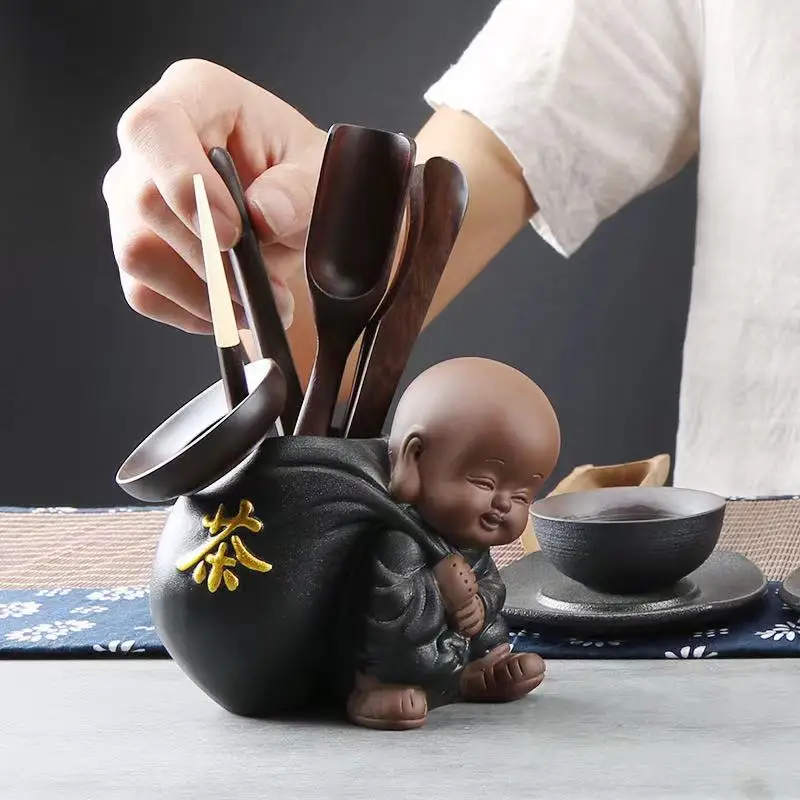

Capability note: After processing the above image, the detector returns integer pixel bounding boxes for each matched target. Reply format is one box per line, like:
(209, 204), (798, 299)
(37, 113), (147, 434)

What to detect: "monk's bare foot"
(346, 673), (428, 730)
(460, 643), (546, 702)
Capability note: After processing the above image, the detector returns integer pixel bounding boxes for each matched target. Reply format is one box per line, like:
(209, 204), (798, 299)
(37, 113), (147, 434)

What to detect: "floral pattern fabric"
(0, 587), (160, 656)
(0, 582), (797, 659)
(511, 583), (800, 659)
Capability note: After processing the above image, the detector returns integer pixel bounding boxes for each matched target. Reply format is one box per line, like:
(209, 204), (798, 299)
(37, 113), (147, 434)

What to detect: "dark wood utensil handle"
(217, 343), (249, 409)
(342, 164), (427, 433)
(208, 147), (303, 432)
(293, 338), (352, 437)
(343, 157), (469, 439)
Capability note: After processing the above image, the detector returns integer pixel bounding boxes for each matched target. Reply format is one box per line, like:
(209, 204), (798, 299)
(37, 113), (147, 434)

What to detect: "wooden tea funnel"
(116, 359), (287, 503)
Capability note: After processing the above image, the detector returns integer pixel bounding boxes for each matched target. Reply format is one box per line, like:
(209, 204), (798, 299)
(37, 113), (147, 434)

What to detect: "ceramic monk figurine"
(345, 357), (561, 730)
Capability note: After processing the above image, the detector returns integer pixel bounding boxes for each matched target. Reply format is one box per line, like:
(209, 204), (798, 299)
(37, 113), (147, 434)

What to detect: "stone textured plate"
(778, 567), (800, 613)
(501, 550), (767, 635)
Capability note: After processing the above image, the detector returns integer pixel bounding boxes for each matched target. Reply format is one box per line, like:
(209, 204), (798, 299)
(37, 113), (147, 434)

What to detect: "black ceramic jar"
(148, 434), (433, 717)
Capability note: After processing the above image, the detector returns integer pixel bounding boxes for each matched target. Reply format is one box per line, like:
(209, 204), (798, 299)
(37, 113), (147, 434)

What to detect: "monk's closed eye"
(467, 476), (495, 491)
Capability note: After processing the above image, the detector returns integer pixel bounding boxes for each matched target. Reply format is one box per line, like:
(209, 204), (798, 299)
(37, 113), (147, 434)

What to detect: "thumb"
(245, 158), (321, 250)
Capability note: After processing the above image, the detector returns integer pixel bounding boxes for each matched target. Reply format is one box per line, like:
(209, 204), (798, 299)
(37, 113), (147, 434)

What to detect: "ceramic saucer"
(501, 550), (767, 635)
(778, 567), (800, 613)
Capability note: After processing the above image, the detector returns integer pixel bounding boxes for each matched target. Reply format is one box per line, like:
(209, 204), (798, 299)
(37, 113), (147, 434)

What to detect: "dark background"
(0, 0), (696, 507)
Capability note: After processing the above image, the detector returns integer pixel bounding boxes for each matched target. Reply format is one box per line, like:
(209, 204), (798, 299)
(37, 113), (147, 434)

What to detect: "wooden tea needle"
(193, 173), (249, 410)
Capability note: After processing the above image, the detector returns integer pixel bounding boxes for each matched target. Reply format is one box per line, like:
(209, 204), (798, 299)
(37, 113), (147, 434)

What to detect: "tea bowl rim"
(531, 485), (727, 525)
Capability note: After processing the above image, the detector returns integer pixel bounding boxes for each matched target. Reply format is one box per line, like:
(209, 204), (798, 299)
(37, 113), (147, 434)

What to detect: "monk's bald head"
(389, 357), (560, 471)
(388, 358), (560, 546)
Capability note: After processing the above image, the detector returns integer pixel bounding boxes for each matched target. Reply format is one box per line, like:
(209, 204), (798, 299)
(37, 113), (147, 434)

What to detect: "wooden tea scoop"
(340, 163), (426, 435)
(208, 147), (303, 432)
(342, 157), (468, 439)
(293, 124), (415, 436)
(193, 173), (248, 409)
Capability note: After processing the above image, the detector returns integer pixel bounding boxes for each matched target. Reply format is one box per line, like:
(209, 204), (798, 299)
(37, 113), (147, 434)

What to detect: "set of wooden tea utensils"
(116, 124), (468, 504)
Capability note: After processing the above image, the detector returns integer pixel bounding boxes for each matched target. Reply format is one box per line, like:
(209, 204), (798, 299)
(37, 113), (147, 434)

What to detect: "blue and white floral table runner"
(1, 581), (797, 659)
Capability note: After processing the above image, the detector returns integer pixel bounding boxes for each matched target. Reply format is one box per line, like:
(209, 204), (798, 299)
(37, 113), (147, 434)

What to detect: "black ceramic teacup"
(531, 486), (726, 594)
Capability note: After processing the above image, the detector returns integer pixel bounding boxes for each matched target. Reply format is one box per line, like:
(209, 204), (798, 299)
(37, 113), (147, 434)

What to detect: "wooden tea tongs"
(206, 148), (304, 433)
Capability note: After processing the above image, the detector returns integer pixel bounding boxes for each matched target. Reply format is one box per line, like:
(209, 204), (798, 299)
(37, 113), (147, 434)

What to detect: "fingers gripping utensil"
(208, 147), (303, 433)
(341, 163), (426, 434)
(293, 124), (415, 437)
(342, 157), (468, 439)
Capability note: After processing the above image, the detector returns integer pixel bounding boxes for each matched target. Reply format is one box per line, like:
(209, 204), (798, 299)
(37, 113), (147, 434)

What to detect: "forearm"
(413, 106), (537, 322)
(283, 106), (537, 393)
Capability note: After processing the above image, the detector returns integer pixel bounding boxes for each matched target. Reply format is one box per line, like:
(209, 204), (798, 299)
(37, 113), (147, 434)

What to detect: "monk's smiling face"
(389, 358), (561, 548)
(410, 430), (544, 547)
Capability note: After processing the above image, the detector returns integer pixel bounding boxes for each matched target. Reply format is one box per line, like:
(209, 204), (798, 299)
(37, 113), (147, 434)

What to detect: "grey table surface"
(1, 659), (797, 799)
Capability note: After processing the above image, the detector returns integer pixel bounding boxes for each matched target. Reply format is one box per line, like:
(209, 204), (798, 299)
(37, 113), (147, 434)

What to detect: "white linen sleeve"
(424, 0), (703, 256)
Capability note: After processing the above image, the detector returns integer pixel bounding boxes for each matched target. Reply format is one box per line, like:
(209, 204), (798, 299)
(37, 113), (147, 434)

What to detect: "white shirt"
(425, 0), (800, 498)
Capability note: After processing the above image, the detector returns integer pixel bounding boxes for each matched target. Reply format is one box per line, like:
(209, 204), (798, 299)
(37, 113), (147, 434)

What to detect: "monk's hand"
(433, 553), (483, 635)
(452, 595), (485, 638)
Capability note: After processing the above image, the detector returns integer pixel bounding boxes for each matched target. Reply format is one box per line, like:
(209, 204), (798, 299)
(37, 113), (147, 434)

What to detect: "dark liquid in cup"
(568, 504), (681, 522)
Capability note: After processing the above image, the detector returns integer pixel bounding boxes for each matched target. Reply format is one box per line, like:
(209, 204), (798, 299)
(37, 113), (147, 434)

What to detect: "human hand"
(452, 594), (485, 638)
(102, 59), (326, 334)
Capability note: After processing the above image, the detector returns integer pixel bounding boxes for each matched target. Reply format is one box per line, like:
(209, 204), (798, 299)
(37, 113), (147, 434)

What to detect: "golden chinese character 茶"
(176, 499), (272, 593)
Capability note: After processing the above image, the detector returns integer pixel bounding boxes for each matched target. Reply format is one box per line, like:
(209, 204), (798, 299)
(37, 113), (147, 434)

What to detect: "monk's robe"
(352, 513), (509, 706)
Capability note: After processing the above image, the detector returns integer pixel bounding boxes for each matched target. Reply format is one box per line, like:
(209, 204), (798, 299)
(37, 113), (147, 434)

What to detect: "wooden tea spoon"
(293, 124), (415, 437)
(342, 157), (468, 439)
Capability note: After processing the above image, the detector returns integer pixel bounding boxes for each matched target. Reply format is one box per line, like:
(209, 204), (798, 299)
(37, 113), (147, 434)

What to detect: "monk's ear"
(389, 430), (424, 504)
